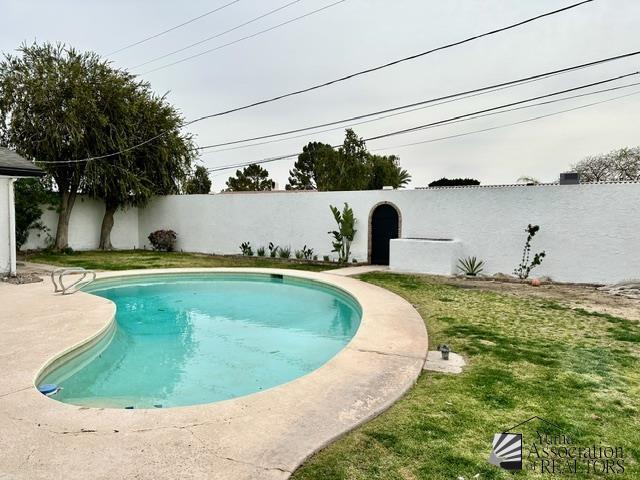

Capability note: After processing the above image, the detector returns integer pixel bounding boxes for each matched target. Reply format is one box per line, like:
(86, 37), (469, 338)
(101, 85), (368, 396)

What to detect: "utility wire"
(364, 72), (638, 142)
(371, 89), (640, 152)
(185, 0), (594, 122)
(107, 0), (242, 56)
(203, 75), (640, 172)
(37, 68), (635, 166)
(141, 0), (345, 74)
(196, 50), (640, 153)
(201, 77), (640, 155)
(132, 0), (304, 69)
(44, 0), (594, 165)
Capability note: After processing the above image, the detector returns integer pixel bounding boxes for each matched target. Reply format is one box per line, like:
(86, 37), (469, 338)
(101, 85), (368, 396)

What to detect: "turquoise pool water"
(40, 273), (361, 409)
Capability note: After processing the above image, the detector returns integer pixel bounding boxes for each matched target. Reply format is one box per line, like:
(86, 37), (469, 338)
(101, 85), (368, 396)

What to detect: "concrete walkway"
(328, 265), (389, 276)
(0, 268), (427, 480)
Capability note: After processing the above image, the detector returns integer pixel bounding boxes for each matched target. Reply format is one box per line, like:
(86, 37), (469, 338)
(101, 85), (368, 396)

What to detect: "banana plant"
(328, 203), (357, 264)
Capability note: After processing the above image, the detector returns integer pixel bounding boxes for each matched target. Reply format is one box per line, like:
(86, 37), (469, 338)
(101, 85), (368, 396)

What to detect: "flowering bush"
(148, 230), (177, 251)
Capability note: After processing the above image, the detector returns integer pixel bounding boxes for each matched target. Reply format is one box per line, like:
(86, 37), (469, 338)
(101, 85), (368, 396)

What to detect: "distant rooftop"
(0, 147), (44, 177)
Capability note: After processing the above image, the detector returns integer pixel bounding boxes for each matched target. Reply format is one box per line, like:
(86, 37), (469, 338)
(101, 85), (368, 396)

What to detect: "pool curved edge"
(34, 305), (117, 389)
(5, 267), (428, 479)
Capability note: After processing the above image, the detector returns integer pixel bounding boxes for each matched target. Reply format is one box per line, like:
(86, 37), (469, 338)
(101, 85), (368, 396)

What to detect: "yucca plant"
(457, 256), (485, 276)
(256, 246), (266, 257)
(278, 245), (291, 258)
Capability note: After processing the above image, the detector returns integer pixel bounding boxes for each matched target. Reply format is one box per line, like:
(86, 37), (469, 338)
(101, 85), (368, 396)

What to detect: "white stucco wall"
(22, 183), (640, 284)
(0, 177), (12, 274)
(390, 239), (462, 275)
(22, 197), (139, 250)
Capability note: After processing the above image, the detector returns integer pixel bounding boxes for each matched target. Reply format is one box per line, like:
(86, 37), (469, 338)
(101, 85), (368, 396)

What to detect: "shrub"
(457, 256), (485, 276)
(268, 242), (279, 258)
(294, 249), (304, 259)
(278, 246), (291, 258)
(14, 178), (54, 250)
(323, 255), (330, 262)
(256, 246), (266, 257)
(148, 230), (177, 251)
(514, 224), (546, 279)
(240, 242), (253, 256)
(302, 245), (314, 260)
(428, 177), (480, 187)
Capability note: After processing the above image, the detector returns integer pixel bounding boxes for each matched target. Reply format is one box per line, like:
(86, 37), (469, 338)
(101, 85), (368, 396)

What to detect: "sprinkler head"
(437, 344), (451, 360)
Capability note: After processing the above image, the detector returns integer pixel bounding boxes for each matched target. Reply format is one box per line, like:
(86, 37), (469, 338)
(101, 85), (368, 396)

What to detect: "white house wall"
(0, 177), (12, 274)
(22, 183), (640, 284)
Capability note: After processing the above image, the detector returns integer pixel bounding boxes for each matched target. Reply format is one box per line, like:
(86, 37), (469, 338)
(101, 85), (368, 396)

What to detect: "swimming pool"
(38, 273), (362, 409)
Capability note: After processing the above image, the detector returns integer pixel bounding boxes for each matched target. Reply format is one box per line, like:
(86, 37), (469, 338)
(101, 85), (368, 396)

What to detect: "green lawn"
(294, 273), (640, 479)
(24, 250), (334, 272)
(23, 253), (640, 478)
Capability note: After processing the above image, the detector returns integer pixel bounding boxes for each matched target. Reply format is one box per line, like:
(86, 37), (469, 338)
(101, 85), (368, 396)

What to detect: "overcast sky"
(2, 0), (639, 190)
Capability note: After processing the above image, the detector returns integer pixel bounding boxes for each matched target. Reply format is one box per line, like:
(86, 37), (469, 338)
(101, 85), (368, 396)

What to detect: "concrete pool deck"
(0, 268), (427, 479)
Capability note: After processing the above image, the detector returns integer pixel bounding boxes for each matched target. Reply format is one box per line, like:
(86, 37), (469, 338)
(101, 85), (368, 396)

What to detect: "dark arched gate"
(369, 204), (400, 265)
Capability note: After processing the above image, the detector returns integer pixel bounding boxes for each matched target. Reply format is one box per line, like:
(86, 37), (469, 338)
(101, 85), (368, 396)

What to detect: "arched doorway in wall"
(368, 202), (401, 265)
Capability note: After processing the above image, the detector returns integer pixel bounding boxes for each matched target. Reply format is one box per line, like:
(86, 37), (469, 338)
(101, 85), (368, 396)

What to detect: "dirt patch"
(424, 275), (640, 322)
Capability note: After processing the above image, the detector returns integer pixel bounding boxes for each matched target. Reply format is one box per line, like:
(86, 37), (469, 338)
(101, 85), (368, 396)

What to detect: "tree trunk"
(54, 191), (76, 250)
(99, 202), (117, 250)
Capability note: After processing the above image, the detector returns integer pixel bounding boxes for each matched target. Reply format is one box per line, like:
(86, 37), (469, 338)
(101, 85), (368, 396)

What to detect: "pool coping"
(0, 268), (428, 480)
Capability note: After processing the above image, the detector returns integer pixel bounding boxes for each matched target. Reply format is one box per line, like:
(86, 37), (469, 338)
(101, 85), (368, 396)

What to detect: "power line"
(196, 50), (640, 153)
(203, 75), (640, 172)
(364, 72), (638, 142)
(372, 88), (640, 151)
(107, 0), (242, 56)
(141, 0), (345, 74)
(201, 77), (640, 155)
(132, 0), (304, 70)
(37, 69), (635, 166)
(185, 0), (594, 122)
(41, 0), (594, 165)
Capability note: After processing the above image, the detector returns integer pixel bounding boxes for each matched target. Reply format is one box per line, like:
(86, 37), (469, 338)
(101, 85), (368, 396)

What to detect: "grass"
(24, 249), (335, 272)
(293, 273), (640, 479)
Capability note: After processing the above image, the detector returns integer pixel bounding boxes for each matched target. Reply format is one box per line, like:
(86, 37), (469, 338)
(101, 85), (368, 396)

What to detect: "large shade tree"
(84, 91), (195, 250)
(286, 129), (411, 191)
(0, 42), (194, 250)
(0, 43), (133, 249)
(226, 163), (275, 191)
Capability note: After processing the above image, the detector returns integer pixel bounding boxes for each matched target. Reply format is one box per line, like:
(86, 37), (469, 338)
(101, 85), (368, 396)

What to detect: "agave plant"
(457, 256), (485, 276)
